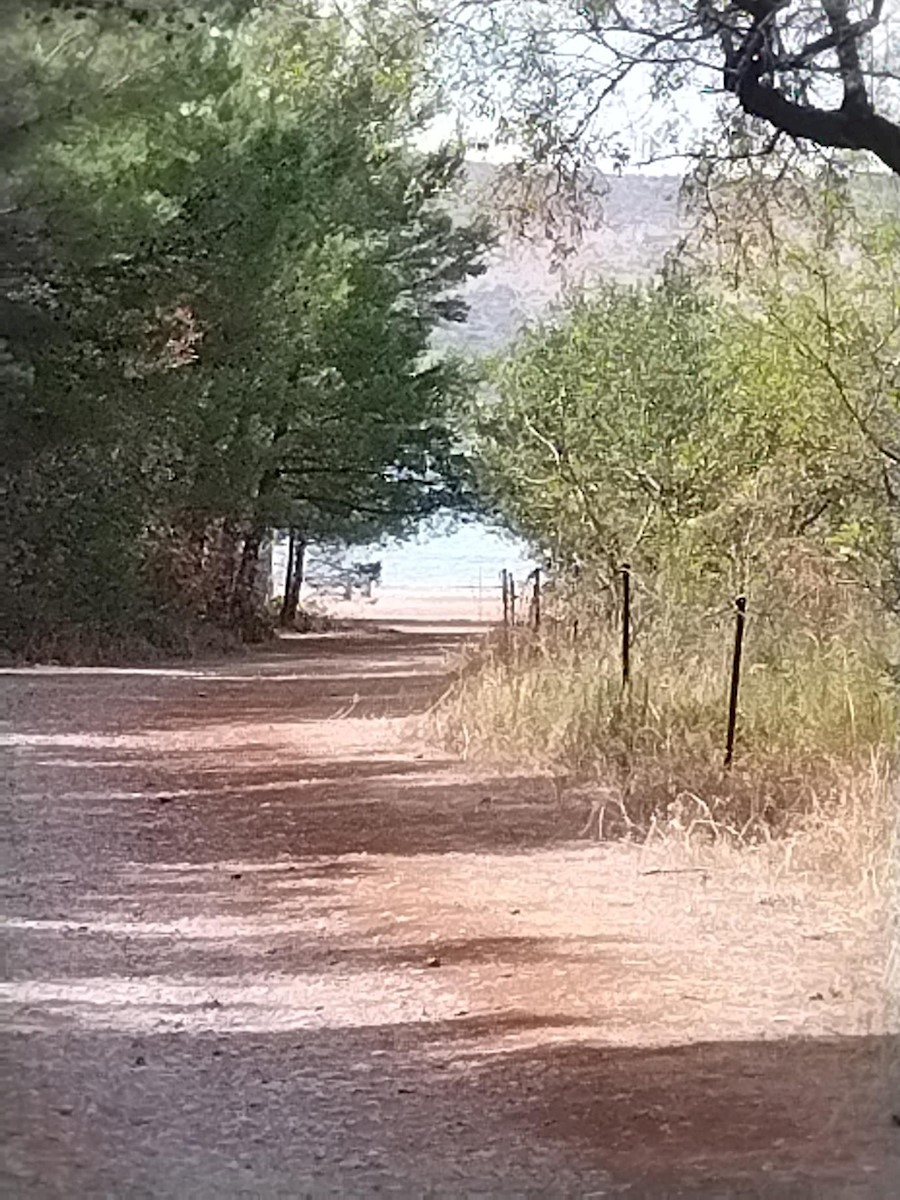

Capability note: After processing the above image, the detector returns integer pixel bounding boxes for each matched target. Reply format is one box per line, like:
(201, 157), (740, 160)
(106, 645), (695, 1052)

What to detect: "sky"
(419, 53), (721, 178)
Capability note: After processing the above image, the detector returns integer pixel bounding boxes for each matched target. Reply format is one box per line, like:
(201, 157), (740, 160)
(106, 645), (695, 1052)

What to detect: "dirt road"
(3, 624), (898, 1198)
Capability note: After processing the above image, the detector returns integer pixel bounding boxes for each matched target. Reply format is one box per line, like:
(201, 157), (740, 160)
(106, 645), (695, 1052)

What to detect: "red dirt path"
(2, 623), (898, 1197)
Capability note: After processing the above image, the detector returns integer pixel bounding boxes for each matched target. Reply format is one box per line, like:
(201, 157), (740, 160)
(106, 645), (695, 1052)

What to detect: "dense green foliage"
(2, 3), (489, 657)
(443, 197), (898, 856)
(468, 208), (900, 617)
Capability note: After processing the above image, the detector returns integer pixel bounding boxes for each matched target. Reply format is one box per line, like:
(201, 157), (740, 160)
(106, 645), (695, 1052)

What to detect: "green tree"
(468, 210), (899, 612)
(469, 276), (736, 611)
(1, 2), (489, 655)
(718, 210), (900, 608)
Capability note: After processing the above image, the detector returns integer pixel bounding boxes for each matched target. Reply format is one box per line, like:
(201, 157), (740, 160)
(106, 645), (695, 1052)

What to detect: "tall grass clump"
(454, 211), (899, 894)
(436, 577), (898, 888)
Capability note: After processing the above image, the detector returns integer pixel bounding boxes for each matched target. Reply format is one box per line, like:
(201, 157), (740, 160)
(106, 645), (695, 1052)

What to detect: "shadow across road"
(2, 1010), (896, 1197)
(5, 623), (897, 1197)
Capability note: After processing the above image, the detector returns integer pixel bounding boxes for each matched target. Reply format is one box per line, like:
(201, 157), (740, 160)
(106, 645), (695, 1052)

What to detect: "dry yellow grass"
(434, 596), (898, 898)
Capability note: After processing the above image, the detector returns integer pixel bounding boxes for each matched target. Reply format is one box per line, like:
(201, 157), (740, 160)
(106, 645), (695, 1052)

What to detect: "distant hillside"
(440, 166), (900, 356)
(438, 171), (687, 355)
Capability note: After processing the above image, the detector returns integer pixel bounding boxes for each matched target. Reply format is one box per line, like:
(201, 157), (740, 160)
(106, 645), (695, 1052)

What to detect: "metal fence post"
(572, 561), (580, 643)
(621, 562), (631, 688)
(724, 594), (747, 768)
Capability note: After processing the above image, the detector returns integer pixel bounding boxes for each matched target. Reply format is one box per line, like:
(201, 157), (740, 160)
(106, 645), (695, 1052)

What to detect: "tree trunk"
(280, 530), (306, 626)
(231, 524), (265, 628)
(279, 529), (296, 626)
(210, 519), (240, 623)
(181, 514), (206, 575)
(183, 514), (209, 612)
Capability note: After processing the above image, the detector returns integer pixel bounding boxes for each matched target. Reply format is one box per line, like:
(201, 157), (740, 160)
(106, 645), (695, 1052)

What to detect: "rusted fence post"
(724, 594), (747, 768)
(509, 575), (517, 627)
(621, 562), (631, 688)
(572, 561), (580, 643)
(533, 567), (541, 632)
(501, 569), (509, 627)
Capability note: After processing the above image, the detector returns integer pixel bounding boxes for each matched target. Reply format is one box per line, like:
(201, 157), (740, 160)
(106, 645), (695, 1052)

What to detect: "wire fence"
(498, 562), (749, 769)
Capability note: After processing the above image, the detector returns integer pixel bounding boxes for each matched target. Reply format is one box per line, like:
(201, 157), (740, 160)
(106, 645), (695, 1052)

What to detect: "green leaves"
(470, 209), (899, 614)
(3, 3), (489, 652)
(472, 276), (726, 577)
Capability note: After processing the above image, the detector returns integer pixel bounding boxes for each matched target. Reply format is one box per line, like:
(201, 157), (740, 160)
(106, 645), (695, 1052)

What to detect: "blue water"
(273, 518), (536, 594)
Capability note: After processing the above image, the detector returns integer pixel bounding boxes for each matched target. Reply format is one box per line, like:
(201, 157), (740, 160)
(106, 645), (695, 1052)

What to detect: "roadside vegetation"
(438, 193), (899, 889)
(4, 5), (897, 894)
(2, 3), (489, 661)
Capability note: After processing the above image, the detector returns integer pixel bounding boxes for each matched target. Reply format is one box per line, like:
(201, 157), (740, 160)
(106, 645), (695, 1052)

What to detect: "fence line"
(496, 562), (749, 767)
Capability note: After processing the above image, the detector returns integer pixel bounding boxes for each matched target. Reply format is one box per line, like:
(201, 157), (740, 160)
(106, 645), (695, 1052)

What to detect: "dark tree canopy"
(1, 2), (490, 656)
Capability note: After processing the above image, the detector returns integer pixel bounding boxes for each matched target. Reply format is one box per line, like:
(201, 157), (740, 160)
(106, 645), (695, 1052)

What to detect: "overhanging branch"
(736, 76), (900, 173)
